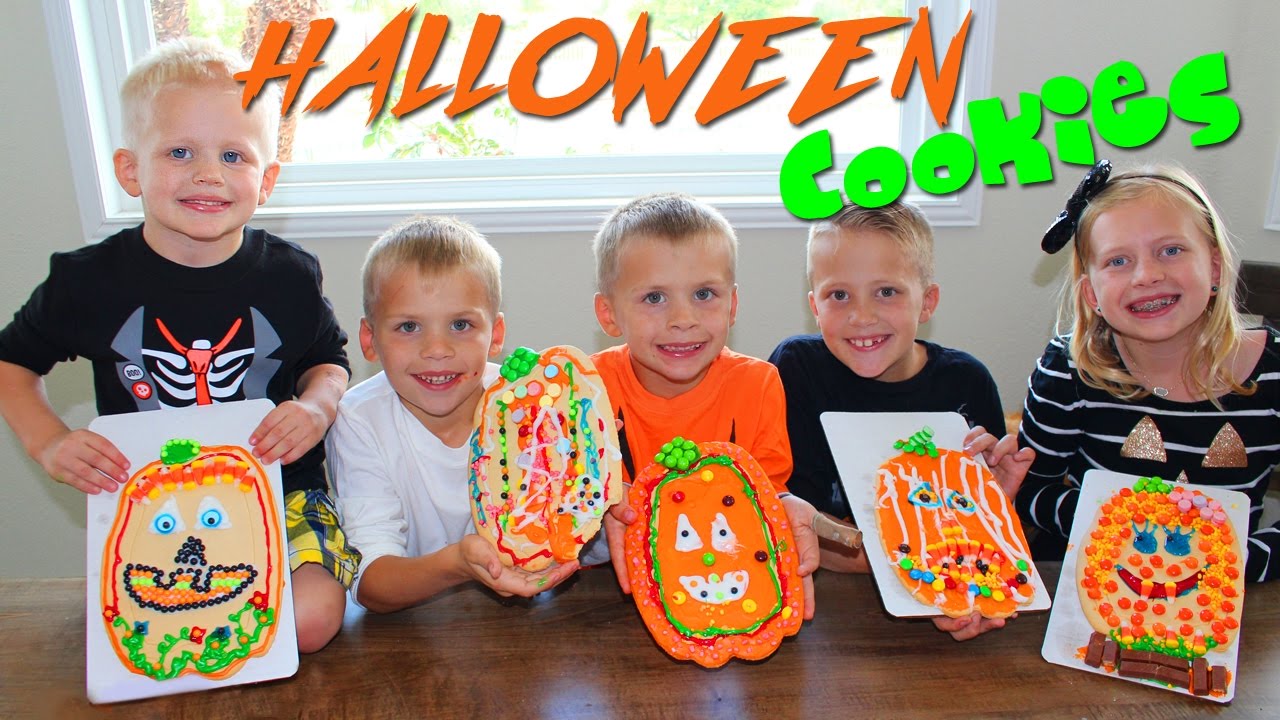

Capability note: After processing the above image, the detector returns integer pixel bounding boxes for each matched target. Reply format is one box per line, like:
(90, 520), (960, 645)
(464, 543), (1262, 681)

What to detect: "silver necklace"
(1122, 348), (1175, 398)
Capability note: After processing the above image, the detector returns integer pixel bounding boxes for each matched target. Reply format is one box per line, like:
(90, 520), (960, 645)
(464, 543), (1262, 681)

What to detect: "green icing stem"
(111, 600), (276, 680)
(649, 455), (783, 638)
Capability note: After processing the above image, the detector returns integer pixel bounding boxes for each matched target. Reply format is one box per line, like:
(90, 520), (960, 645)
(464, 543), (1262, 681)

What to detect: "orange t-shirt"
(591, 345), (792, 493)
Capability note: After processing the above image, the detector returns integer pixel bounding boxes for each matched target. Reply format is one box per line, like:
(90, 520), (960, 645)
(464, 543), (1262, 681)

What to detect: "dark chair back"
(1238, 261), (1280, 329)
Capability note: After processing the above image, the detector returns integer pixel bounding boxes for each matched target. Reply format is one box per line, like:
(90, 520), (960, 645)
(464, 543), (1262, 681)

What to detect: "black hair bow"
(1041, 160), (1112, 254)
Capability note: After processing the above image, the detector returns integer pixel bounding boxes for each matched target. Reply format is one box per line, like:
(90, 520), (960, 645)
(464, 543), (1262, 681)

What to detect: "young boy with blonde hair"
(768, 200), (1033, 638)
(591, 192), (820, 617)
(328, 216), (577, 613)
(0, 38), (356, 652)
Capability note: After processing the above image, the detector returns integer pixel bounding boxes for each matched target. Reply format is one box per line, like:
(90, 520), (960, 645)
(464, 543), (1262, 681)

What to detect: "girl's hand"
(963, 426), (1036, 499)
(459, 534), (579, 597)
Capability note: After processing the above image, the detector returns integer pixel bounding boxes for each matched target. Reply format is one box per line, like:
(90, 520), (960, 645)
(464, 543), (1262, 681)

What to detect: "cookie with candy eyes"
(100, 440), (283, 681)
(1076, 477), (1244, 662)
(624, 438), (804, 668)
(468, 346), (623, 570)
(875, 427), (1037, 619)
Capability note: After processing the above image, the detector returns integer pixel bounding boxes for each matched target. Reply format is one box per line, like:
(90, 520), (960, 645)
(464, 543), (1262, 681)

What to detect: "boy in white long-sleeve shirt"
(326, 216), (577, 613)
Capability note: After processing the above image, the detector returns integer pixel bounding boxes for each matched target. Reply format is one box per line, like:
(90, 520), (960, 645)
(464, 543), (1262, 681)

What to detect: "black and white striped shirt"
(1016, 331), (1280, 582)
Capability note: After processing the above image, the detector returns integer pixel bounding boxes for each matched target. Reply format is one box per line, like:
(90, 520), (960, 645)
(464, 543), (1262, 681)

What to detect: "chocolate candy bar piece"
(1101, 639), (1119, 670)
(1191, 658), (1210, 696)
(1085, 632), (1107, 667)
(1118, 661), (1161, 681)
(1153, 666), (1190, 689)
(1120, 648), (1191, 671)
(1211, 665), (1228, 695)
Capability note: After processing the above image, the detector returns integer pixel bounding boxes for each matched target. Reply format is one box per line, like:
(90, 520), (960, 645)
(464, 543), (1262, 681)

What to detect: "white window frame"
(45, 0), (994, 241)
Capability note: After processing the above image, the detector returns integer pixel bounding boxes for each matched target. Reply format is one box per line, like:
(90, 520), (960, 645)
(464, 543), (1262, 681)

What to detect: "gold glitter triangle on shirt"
(1202, 422), (1248, 468)
(1175, 470), (1189, 483)
(1120, 416), (1167, 462)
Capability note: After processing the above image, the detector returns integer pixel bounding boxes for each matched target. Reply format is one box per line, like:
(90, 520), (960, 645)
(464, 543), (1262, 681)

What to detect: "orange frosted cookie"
(101, 439), (283, 681)
(875, 427), (1036, 618)
(469, 346), (622, 570)
(624, 438), (803, 668)
(1077, 477), (1244, 675)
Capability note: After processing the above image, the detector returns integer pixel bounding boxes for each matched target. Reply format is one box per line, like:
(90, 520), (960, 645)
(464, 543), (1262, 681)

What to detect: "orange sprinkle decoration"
(1210, 621), (1225, 633)
(1098, 603), (1113, 617)
(1226, 567), (1240, 580)
(1139, 566), (1154, 580)
(1200, 609), (1215, 622)
(1087, 588), (1102, 600)
(1166, 564), (1182, 578)
(1151, 603), (1166, 616)
(1107, 615), (1121, 628)
(1104, 580), (1118, 593)
(1134, 599), (1149, 612)
(1223, 586), (1237, 598)
(1178, 607), (1194, 621)
(1130, 613), (1145, 626)
(1198, 540), (1213, 553)
(1183, 556), (1199, 569)
(1180, 624), (1194, 637)
(1118, 597), (1132, 610)
(1127, 553), (1143, 567)
(1149, 555), (1164, 569)
(1196, 594), (1211, 607)
(1222, 601), (1236, 613)
(1224, 617), (1239, 630)
(1213, 632), (1228, 645)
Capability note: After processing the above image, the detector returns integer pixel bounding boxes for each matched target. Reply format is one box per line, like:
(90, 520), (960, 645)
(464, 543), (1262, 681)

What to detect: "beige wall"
(3, 1), (1278, 577)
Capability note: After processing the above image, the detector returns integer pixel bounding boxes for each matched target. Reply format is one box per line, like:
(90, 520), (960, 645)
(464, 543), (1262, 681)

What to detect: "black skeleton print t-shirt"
(0, 225), (350, 493)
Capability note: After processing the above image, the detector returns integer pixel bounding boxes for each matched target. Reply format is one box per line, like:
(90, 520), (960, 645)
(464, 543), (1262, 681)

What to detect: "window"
(44, 0), (993, 240)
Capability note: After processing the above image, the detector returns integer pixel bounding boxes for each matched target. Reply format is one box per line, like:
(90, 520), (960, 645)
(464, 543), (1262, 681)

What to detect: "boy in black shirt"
(769, 201), (1032, 639)
(0, 39), (356, 653)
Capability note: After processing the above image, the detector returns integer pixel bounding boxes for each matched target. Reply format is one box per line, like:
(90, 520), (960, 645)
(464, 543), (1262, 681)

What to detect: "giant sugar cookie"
(100, 440), (283, 681)
(875, 427), (1037, 618)
(624, 438), (804, 667)
(1075, 476), (1244, 696)
(469, 346), (622, 570)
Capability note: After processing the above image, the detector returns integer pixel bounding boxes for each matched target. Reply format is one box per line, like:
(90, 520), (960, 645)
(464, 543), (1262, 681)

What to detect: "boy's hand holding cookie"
(39, 427), (129, 494)
(459, 535), (578, 598)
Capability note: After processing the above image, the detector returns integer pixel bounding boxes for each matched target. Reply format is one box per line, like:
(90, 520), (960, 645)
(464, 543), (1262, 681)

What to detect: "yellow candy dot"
(930, 565), (942, 575)
(539, 394), (553, 408)
(782, 606), (793, 619)
(701, 470), (714, 482)
(547, 383), (562, 398)
(742, 599), (758, 613)
(931, 579), (945, 592)
(988, 564), (1001, 575)
(671, 591), (687, 605)
(992, 590), (1006, 602)
(575, 463), (584, 474)
(501, 391), (516, 404)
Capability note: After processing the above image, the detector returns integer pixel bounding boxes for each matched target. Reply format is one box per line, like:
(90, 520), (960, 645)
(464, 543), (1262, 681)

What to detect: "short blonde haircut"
(120, 37), (281, 161)
(593, 193), (738, 296)
(807, 201), (935, 287)
(1061, 164), (1252, 406)
(362, 215), (503, 318)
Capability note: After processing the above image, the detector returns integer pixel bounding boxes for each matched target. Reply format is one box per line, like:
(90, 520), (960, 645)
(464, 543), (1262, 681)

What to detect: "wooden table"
(3, 564), (1278, 719)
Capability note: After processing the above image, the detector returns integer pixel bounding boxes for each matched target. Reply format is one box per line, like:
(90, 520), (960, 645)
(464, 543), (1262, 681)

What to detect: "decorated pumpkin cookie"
(1077, 477), (1244, 665)
(100, 439), (283, 681)
(876, 427), (1037, 618)
(624, 438), (804, 668)
(469, 346), (622, 570)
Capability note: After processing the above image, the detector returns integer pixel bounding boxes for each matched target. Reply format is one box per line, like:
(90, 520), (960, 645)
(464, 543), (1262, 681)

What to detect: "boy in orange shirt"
(591, 193), (819, 617)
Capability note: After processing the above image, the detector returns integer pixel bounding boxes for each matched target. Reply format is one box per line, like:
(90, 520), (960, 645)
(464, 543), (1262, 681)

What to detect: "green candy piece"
(904, 442), (917, 453)
(927, 446), (939, 458)
(676, 458), (690, 471)
(894, 440), (905, 449)
(160, 438), (200, 466)
(682, 439), (695, 450)
(980, 586), (992, 598)
(922, 426), (934, 437)
(701, 552), (715, 567)
(654, 452), (665, 463)
(1016, 559), (1029, 571)
(661, 442), (673, 453)
(898, 557), (913, 570)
